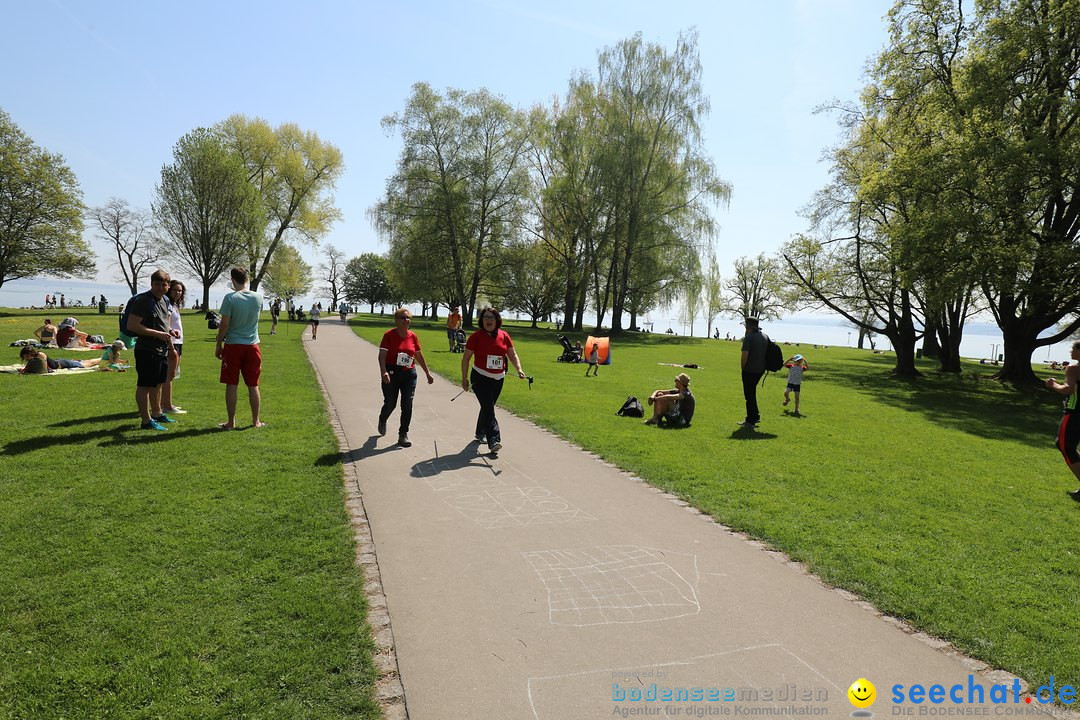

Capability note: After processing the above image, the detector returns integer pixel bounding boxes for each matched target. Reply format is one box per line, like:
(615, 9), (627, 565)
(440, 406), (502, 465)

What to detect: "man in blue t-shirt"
(215, 267), (265, 429)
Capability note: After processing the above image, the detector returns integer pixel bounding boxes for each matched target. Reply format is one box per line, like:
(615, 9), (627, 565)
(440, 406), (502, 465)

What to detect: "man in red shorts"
(215, 267), (266, 429)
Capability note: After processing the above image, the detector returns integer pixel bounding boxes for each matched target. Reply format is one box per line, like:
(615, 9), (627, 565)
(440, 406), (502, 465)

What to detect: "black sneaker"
(377, 418), (387, 436)
(474, 434), (485, 444)
(1068, 489), (1080, 502)
(398, 434), (411, 447)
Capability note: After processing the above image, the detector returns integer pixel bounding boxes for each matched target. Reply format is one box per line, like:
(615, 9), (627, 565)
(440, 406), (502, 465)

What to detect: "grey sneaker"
(398, 434), (412, 447)
(377, 418), (387, 436)
(736, 420), (758, 427)
(489, 441), (502, 453)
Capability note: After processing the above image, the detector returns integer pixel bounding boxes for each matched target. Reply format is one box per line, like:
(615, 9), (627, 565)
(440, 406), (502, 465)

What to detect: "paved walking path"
(304, 320), (1021, 720)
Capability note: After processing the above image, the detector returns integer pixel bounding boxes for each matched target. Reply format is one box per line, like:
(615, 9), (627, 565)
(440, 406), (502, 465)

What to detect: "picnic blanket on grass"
(0, 363), (98, 375)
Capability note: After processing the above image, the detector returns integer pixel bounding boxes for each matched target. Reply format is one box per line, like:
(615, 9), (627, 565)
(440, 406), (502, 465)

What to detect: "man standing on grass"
(215, 267), (266, 429)
(127, 269), (180, 431)
(738, 316), (768, 427)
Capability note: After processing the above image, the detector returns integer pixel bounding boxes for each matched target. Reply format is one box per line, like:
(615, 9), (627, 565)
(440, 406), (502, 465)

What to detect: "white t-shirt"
(169, 303), (184, 345)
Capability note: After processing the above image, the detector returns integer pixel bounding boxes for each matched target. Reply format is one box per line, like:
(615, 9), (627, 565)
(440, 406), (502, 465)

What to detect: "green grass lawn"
(353, 312), (1080, 690)
(0, 309), (380, 720)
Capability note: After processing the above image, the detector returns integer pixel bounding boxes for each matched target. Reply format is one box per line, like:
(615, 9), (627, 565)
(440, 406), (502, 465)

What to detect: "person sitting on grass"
(18, 346), (102, 374)
(645, 372), (695, 427)
(34, 318), (58, 346)
(56, 319), (90, 348)
(100, 340), (129, 371)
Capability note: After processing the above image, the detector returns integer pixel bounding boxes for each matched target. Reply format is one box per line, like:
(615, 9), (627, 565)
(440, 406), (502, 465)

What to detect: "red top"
(380, 328), (421, 370)
(466, 329), (514, 379)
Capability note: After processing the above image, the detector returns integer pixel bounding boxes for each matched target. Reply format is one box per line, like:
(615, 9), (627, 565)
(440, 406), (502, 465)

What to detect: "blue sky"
(3, 0), (891, 289)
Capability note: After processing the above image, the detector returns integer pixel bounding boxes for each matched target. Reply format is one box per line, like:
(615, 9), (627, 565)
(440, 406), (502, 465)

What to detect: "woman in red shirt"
(378, 308), (434, 447)
(460, 307), (525, 453)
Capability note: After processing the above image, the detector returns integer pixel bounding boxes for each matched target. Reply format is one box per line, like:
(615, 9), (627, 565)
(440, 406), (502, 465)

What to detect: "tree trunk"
(992, 328), (1040, 386)
(921, 320), (941, 358)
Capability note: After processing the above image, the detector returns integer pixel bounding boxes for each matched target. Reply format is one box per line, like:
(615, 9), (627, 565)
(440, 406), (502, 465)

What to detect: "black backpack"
(616, 396), (645, 418)
(765, 338), (784, 372)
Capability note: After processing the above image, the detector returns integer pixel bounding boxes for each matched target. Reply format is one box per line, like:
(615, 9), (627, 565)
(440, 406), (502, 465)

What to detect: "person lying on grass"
(645, 372), (695, 427)
(18, 346), (102, 374)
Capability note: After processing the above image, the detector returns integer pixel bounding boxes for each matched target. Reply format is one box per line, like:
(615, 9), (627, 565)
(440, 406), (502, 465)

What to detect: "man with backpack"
(738, 317), (769, 427)
(126, 269), (180, 431)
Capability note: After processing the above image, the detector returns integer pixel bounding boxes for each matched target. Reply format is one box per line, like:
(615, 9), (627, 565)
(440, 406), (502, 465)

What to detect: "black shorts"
(311, 319), (320, 326)
(174, 344), (183, 357)
(786, 383), (801, 392)
(1057, 411), (1080, 465)
(135, 348), (169, 387)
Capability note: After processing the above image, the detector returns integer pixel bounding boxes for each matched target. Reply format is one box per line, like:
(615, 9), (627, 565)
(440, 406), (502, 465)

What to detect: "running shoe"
(153, 414), (176, 423)
(141, 420), (167, 431)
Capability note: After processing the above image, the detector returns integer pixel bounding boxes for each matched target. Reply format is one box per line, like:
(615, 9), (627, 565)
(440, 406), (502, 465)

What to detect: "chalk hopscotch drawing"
(446, 487), (594, 529)
(417, 464), (507, 493)
(524, 545), (700, 626)
(526, 645), (845, 720)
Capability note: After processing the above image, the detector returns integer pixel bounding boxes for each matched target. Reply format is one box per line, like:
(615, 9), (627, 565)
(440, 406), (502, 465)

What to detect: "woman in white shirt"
(162, 280), (187, 414)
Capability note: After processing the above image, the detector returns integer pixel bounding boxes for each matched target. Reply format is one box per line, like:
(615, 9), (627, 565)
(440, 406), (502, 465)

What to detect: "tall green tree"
(0, 108), (92, 289)
(490, 240), (563, 328)
(154, 128), (264, 309)
(262, 244), (313, 304)
(593, 30), (731, 333)
(216, 115), (344, 293)
(726, 253), (788, 321)
(373, 84), (532, 328)
(343, 253), (393, 313)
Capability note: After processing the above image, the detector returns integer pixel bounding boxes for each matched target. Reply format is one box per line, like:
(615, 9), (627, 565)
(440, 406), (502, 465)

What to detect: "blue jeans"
(471, 369), (504, 445)
(379, 367), (417, 435)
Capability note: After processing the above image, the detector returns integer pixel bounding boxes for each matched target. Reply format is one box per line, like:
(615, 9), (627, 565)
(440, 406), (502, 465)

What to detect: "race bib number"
(486, 355), (504, 371)
(396, 352), (414, 368)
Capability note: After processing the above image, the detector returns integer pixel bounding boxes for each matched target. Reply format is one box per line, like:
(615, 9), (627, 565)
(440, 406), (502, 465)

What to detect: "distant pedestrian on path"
(126, 269), (179, 431)
(377, 307), (434, 447)
(738, 317), (768, 427)
(783, 354), (808, 416)
(585, 342), (599, 376)
(1045, 340), (1080, 502)
(309, 303), (320, 340)
(461, 307), (526, 453)
(447, 305), (463, 351)
(215, 267), (266, 429)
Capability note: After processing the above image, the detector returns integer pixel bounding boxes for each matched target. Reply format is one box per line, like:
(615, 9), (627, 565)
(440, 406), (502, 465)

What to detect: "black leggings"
(471, 369), (505, 445)
(379, 368), (417, 435)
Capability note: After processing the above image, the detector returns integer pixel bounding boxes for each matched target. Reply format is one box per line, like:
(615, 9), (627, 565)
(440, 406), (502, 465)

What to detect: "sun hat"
(793, 354), (803, 361)
(675, 372), (691, 386)
(112, 340), (126, 350)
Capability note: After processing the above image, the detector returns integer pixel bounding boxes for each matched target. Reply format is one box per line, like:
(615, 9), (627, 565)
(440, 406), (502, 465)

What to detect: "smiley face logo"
(848, 678), (876, 709)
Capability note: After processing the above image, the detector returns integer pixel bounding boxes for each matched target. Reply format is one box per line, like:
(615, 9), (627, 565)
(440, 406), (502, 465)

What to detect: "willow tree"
(373, 84), (533, 328)
(216, 115), (343, 293)
(593, 30), (731, 334)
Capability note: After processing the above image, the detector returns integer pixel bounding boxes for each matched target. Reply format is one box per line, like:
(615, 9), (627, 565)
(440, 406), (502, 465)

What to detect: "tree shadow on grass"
(49, 412), (133, 428)
(822, 355), (1058, 448)
(98, 426), (227, 446)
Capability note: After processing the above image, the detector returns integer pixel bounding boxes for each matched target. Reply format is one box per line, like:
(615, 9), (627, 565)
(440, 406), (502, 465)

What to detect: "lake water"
(3, 277), (1072, 364)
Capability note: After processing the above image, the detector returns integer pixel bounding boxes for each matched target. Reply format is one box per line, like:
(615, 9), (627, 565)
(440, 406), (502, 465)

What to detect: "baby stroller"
(450, 328), (467, 353)
(556, 335), (582, 363)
